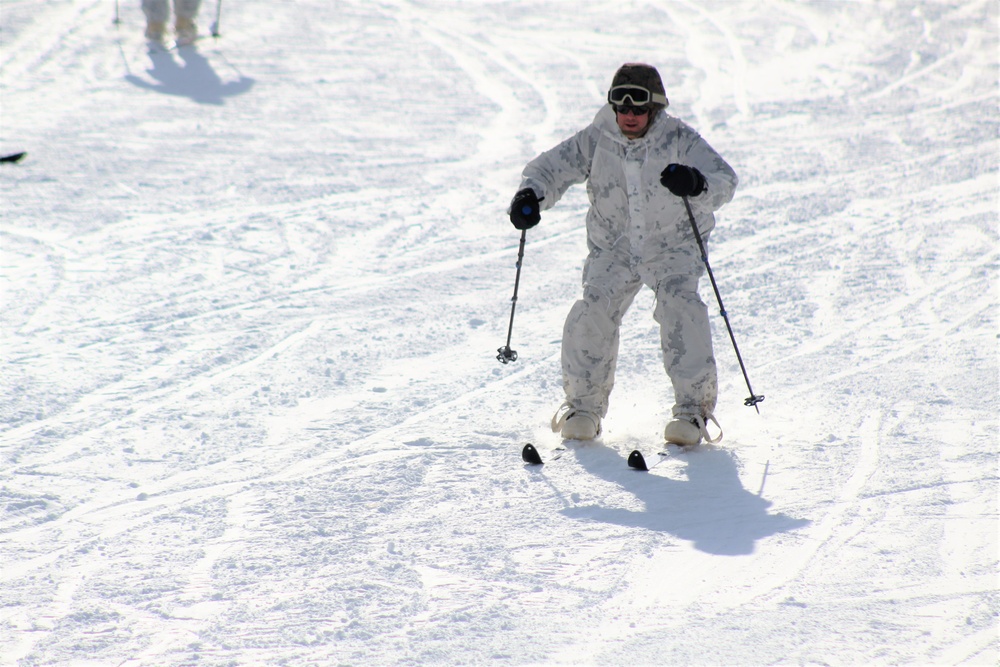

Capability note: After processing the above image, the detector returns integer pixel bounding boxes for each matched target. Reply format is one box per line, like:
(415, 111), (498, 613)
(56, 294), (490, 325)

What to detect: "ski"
(628, 445), (693, 471)
(1, 152), (26, 164)
(521, 443), (566, 465)
(627, 449), (651, 470)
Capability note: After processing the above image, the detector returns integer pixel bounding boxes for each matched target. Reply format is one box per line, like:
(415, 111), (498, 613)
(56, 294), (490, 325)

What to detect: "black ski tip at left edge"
(627, 450), (649, 471)
(521, 443), (543, 465)
(1, 152), (26, 164)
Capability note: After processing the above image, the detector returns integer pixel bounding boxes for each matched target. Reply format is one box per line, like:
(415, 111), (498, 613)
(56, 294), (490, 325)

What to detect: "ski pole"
(210, 0), (223, 37)
(497, 228), (527, 364)
(681, 195), (765, 412)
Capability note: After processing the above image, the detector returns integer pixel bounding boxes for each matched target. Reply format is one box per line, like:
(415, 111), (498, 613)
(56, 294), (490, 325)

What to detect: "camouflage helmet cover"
(609, 63), (669, 110)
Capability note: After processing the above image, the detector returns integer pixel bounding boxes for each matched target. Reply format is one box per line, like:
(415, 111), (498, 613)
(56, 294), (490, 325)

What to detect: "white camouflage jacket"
(519, 105), (738, 267)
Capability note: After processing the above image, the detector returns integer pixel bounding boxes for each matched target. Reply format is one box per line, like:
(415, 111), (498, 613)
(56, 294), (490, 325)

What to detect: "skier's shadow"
(125, 47), (254, 105)
(559, 442), (810, 555)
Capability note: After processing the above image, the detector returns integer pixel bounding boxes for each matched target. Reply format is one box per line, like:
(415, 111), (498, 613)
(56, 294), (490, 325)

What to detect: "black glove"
(509, 188), (541, 230)
(660, 164), (707, 197)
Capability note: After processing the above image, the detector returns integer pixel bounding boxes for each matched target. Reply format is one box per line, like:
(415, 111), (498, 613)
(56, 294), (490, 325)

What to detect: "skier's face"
(615, 105), (651, 138)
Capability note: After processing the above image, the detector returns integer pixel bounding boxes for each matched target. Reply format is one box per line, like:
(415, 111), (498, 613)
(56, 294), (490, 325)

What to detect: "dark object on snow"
(522, 443), (543, 465)
(1, 152), (26, 164)
(627, 450), (649, 471)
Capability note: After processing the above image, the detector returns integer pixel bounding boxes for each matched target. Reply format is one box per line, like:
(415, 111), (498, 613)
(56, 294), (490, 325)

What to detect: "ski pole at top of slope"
(211, 0), (223, 37)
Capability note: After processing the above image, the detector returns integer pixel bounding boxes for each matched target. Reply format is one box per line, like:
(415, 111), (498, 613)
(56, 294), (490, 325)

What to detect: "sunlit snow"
(1, 1), (997, 665)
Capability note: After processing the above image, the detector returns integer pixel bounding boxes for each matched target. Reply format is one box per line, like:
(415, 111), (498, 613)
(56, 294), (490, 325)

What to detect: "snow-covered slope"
(1, 0), (996, 665)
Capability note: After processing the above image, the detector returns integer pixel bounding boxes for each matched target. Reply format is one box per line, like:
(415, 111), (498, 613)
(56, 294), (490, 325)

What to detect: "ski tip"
(1, 151), (26, 164)
(627, 450), (648, 471)
(521, 443), (543, 465)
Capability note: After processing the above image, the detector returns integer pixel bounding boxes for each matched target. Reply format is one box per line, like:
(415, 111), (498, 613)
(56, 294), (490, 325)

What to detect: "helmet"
(608, 63), (669, 113)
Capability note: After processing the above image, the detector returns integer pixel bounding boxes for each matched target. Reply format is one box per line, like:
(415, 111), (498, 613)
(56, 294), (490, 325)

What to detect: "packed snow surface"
(1, 0), (997, 665)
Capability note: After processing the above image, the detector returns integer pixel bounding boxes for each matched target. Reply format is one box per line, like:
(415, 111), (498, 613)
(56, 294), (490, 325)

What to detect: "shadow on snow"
(557, 442), (811, 556)
(125, 47), (254, 105)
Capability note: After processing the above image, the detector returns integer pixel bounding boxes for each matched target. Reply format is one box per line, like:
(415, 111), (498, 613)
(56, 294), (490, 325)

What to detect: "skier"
(508, 63), (738, 447)
(142, 0), (202, 46)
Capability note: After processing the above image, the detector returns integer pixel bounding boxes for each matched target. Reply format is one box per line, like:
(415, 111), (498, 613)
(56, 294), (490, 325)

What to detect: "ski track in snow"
(1, 0), (997, 665)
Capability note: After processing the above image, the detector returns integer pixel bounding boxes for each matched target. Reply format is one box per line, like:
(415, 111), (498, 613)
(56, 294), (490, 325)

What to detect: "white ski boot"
(664, 414), (723, 446)
(145, 21), (166, 45)
(551, 402), (601, 441)
(175, 17), (198, 46)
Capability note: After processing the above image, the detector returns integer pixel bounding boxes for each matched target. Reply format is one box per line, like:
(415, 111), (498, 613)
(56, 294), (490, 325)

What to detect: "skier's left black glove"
(660, 164), (707, 197)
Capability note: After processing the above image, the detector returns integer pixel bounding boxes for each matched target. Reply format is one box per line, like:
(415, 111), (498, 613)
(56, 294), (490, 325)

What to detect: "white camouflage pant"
(561, 244), (718, 420)
(142, 0), (202, 23)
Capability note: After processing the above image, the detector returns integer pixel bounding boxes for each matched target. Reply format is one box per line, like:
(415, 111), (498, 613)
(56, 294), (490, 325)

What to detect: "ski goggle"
(614, 105), (650, 116)
(607, 84), (669, 107)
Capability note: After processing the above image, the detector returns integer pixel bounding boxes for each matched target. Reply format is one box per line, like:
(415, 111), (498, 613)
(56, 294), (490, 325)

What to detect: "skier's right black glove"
(509, 188), (541, 230)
